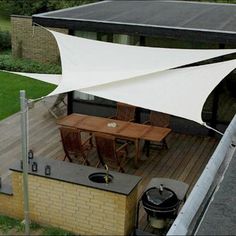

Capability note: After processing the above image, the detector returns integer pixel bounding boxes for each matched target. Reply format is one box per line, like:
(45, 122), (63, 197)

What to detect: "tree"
(0, 0), (99, 16)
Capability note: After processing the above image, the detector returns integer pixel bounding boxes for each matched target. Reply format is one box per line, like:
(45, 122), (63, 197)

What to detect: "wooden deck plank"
(160, 135), (198, 179)
(133, 133), (182, 194)
(185, 140), (217, 190)
(0, 98), (220, 233)
(177, 137), (207, 181)
(137, 134), (190, 191)
(169, 136), (203, 180)
(187, 139), (218, 190)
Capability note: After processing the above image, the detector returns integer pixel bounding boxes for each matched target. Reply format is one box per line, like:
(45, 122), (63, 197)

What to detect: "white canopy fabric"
(6, 71), (61, 85)
(48, 30), (236, 97)
(3, 30), (236, 125)
(82, 59), (236, 124)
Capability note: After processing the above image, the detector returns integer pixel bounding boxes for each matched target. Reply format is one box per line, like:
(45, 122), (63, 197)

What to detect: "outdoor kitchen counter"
(10, 158), (142, 196)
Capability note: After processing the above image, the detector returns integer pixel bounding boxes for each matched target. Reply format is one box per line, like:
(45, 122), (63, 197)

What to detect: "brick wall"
(0, 171), (139, 235)
(0, 172), (24, 219)
(11, 16), (68, 64)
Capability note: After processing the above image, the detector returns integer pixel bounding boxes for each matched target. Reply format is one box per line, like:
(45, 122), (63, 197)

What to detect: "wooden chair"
(147, 111), (170, 128)
(59, 126), (93, 165)
(144, 111), (170, 155)
(48, 93), (67, 118)
(94, 133), (129, 172)
(110, 102), (136, 122)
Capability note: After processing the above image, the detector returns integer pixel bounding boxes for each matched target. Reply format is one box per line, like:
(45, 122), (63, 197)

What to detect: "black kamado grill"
(142, 184), (179, 229)
(135, 178), (189, 232)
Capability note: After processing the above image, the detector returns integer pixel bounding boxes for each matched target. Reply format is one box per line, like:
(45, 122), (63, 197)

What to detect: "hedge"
(0, 30), (11, 50)
(0, 54), (61, 74)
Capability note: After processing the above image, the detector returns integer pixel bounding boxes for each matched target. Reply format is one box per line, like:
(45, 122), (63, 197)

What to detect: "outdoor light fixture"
(20, 160), (23, 169)
(32, 162), (38, 172)
(45, 165), (51, 176)
(28, 149), (34, 160)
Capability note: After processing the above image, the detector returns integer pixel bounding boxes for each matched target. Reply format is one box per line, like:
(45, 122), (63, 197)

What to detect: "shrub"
(0, 30), (11, 50)
(0, 54), (61, 74)
(0, 0), (98, 16)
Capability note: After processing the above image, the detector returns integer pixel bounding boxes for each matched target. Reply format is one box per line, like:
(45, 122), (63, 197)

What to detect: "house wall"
(0, 171), (138, 235)
(10, 16), (139, 64)
(11, 16), (68, 64)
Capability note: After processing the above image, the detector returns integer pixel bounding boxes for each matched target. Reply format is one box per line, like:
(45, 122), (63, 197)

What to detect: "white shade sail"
(48, 30), (236, 96)
(3, 30), (235, 125)
(82, 59), (236, 124)
(7, 71), (61, 85)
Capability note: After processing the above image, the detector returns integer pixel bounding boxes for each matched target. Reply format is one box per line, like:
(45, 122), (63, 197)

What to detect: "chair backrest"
(149, 111), (170, 128)
(94, 133), (118, 167)
(59, 126), (83, 155)
(116, 102), (136, 121)
(52, 93), (67, 108)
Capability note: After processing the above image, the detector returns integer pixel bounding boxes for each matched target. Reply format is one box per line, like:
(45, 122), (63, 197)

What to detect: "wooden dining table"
(57, 113), (172, 168)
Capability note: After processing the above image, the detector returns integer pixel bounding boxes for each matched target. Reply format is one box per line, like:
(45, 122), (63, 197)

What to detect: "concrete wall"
(11, 16), (68, 64)
(0, 171), (138, 235)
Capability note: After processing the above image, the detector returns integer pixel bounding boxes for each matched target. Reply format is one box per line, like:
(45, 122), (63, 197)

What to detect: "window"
(73, 91), (116, 107)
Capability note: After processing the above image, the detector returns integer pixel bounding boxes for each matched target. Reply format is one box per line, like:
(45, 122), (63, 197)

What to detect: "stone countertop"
(10, 158), (142, 196)
(0, 182), (13, 196)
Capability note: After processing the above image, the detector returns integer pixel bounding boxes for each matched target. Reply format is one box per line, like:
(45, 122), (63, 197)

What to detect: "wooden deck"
(0, 97), (219, 232)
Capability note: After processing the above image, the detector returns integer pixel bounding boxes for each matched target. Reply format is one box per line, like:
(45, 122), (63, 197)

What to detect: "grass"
(0, 215), (20, 233)
(0, 215), (74, 235)
(42, 227), (74, 236)
(0, 71), (56, 120)
(0, 49), (60, 120)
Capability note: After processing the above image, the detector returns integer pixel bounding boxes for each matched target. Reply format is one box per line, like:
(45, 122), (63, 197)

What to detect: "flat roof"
(32, 0), (236, 44)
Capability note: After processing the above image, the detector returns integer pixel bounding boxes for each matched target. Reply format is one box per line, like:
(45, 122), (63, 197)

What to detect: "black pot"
(142, 186), (179, 219)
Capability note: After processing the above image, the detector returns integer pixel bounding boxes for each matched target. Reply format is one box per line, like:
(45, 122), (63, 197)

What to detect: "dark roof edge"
(32, 17), (236, 44)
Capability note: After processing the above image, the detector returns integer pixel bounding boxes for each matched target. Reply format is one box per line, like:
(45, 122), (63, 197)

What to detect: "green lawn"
(0, 215), (74, 235)
(0, 71), (56, 120)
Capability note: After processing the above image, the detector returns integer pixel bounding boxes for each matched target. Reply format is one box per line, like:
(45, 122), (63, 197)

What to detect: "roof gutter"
(167, 114), (236, 235)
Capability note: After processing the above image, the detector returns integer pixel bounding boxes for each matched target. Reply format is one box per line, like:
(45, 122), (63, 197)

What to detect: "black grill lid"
(147, 187), (174, 206)
(143, 185), (178, 209)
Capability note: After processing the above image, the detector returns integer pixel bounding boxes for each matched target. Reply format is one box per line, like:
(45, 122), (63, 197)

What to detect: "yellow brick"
(2, 169), (138, 236)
